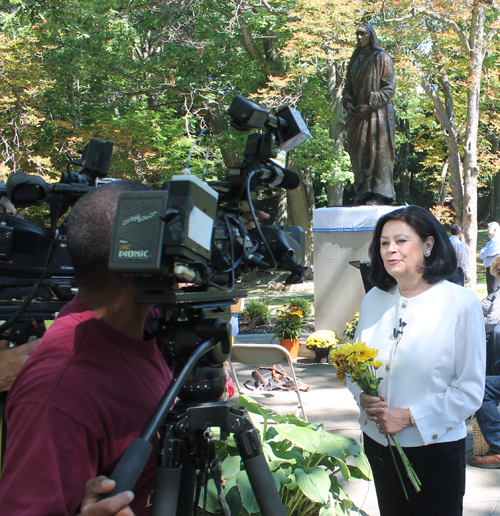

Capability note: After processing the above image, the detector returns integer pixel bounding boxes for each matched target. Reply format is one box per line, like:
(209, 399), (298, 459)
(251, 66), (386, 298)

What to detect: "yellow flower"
(372, 360), (383, 369)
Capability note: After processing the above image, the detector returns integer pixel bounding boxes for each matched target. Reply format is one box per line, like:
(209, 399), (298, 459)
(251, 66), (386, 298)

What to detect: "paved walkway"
(232, 334), (500, 516)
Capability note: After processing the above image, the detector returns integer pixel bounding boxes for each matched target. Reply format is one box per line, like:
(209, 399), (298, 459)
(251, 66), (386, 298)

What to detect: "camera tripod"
(103, 293), (287, 516)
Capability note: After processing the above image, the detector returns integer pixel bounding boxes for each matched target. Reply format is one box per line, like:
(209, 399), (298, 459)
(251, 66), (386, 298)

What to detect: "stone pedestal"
(313, 206), (398, 339)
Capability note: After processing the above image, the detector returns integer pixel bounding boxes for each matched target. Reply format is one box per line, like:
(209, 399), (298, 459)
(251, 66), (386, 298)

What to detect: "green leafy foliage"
(204, 395), (371, 516)
(287, 297), (313, 319)
(240, 299), (271, 326)
(273, 303), (308, 340)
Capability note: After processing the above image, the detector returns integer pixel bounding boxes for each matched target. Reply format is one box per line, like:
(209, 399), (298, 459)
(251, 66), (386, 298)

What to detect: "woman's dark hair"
(368, 206), (457, 291)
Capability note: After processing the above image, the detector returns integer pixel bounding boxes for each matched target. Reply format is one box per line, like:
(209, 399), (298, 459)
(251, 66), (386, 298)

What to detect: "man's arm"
(0, 339), (40, 391)
(79, 477), (134, 516)
(480, 240), (491, 260)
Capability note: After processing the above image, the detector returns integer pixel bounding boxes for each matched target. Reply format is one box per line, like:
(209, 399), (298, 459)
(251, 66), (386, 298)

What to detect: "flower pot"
(314, 348), (329, 363)
(279, 338), (300, 358)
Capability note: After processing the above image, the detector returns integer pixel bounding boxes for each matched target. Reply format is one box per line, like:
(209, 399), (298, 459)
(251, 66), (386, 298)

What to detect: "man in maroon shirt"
(0, 181), (173, 516)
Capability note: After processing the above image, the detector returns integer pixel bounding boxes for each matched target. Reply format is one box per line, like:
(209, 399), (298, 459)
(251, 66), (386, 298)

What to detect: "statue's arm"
(369, 53), (396, 109)
(341, 78), (354, 111)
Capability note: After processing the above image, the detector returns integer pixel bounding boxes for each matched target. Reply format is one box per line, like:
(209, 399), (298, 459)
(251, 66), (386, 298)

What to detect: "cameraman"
(0, 181), (173, 515)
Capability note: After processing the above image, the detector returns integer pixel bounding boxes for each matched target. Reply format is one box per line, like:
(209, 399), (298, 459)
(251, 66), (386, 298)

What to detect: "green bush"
(202, 396), (371, 515)
(288, 296), (313, 319)
(240, 299), (271, 326)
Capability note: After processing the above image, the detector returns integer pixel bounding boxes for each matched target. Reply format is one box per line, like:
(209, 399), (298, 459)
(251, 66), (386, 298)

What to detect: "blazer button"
(447, 427), (453, 432)
(385, 364), (390, 371)
(432, 434), (438, 440)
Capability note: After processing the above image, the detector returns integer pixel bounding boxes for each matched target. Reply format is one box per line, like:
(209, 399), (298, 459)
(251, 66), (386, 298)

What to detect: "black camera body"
(108, 96), (310, 302)
(0, 139), (113, 342)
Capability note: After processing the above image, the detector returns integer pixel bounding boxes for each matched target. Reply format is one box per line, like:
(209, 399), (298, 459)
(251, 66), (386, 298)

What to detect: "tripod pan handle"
(99, 438), (153, 500)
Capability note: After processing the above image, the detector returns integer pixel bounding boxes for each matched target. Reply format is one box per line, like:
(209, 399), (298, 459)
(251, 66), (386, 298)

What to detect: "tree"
(381, 0), (500, 289)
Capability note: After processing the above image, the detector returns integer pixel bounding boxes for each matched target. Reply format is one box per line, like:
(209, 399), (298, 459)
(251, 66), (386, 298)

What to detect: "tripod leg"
(151, 433), (197, 516)
(234, 417), (287, 516)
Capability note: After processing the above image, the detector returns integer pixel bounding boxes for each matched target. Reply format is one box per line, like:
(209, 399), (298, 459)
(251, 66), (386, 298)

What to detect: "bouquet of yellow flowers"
(330, 341), (421, 499)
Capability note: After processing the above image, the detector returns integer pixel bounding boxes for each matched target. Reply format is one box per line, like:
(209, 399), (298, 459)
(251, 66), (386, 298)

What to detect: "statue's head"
(355, 23), (378, 50)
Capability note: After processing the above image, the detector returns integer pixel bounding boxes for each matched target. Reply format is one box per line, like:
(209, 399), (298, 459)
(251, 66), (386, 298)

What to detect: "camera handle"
(99, 338), (215, 501)
(150, 401), (286, 516)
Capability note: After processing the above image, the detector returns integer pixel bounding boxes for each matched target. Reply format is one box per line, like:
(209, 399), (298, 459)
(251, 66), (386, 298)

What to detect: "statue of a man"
(342, 23), (396, 205)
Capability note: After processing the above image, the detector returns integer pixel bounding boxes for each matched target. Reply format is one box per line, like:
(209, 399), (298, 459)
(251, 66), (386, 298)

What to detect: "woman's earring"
(423, 249), (431, 258)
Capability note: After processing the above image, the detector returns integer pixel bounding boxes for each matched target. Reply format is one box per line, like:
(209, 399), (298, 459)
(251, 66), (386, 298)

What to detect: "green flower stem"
(389, 434), (422, 493)
(354, 378), (421, 499)
(386, 435), (409, 500)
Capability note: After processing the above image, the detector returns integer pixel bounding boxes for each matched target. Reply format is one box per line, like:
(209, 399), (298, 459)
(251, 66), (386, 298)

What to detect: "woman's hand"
(374, 407), (413, 435)
(360, 393), (413, 434)
(360, 392), (387, 421)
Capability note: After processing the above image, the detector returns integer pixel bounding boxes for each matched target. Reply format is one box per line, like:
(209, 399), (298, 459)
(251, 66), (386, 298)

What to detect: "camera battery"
(0, 224), (14, 260)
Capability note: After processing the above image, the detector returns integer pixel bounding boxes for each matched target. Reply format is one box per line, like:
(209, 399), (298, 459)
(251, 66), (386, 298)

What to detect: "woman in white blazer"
(350, 206), (485, 516)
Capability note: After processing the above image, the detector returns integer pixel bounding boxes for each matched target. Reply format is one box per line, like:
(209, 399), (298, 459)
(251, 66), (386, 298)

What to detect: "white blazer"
(348, 280), (486, 447)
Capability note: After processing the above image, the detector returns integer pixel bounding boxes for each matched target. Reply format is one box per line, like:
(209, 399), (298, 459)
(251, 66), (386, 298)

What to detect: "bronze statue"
(342, 23), (396, 205)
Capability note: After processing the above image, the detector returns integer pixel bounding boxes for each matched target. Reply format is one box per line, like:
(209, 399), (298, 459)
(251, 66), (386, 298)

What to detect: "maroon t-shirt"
(0, 297), (173, 515)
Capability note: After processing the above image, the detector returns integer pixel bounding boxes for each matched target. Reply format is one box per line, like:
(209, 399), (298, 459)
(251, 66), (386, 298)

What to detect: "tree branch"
(381, 0), (471, 53)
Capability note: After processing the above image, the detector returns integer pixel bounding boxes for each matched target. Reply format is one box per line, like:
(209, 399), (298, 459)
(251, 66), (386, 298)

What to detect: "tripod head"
(101, 289), (287, 516)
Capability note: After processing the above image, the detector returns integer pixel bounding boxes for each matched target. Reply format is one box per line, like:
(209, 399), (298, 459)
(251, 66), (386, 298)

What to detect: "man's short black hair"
(368, 206), (457, 291)
(67, 180), (150, 291)
(450, 224), (461, 236)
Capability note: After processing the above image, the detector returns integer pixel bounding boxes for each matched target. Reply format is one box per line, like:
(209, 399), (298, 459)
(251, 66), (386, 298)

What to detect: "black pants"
(450, 267), (465, 286)
(486, 266), (500, 294)
(363, 433), (465, 516)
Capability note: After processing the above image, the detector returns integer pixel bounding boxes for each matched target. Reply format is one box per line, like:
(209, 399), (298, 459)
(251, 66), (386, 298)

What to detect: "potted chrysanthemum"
(272, 303), (307, 358)
(305, 330), (339, 363)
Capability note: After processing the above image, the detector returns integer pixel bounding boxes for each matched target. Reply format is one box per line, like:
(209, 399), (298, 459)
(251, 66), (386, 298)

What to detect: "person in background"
(482, 255), (500, 342)
(449, 223), (469, 286)
(0, 181), (173, 516)
(349, 205), (485, 516)
(470, 371), (500, 468)
(480, 221), (500, 294)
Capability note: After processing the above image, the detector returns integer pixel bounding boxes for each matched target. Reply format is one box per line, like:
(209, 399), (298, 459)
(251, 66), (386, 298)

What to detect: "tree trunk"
(438, 161), (449, 206)
(275, 188), (288, 225)
(398, 118), (411, 200)
(326, 62), (345, 206)
(462, 4), (487, 291)
(205, 101), (239, 167)
(287, 162), (313, 267)
(421, 77), (464, 225)
(304, 166), (315, 215)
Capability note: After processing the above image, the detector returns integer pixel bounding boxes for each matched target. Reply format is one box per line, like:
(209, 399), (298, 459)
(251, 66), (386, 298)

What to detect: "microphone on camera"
(254, 163), (301, 190)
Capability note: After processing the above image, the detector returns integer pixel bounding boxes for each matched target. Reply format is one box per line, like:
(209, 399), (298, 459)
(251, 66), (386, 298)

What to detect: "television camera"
(0, 138), (114, 343)
(102, 96), (312, 516)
